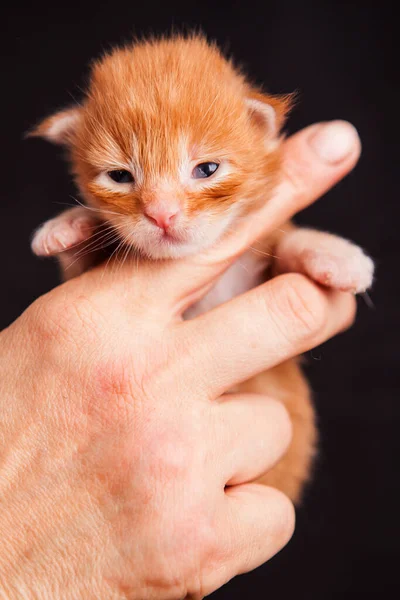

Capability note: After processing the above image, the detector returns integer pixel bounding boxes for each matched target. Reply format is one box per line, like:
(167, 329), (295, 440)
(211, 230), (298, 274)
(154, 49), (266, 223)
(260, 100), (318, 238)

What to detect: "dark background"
(2, 1), (398, 597)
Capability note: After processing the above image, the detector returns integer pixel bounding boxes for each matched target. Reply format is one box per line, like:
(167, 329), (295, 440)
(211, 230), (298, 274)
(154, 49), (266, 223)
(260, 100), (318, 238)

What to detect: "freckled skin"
(29, 35), (374, 503)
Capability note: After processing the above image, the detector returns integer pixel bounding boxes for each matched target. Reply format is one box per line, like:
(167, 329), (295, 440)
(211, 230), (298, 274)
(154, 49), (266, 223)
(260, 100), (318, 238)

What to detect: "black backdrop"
(2, 1), (399, 597)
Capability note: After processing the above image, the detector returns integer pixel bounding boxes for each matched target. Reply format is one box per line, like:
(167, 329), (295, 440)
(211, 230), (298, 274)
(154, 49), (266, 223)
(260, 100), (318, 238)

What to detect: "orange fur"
(31, 36), (292, 257)
(30, 35), (318, 503)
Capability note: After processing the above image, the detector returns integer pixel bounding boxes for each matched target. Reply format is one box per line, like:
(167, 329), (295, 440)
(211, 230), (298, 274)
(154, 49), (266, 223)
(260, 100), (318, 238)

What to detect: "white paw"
(300, 244), (374, 294)
(31, 210), (95, 256)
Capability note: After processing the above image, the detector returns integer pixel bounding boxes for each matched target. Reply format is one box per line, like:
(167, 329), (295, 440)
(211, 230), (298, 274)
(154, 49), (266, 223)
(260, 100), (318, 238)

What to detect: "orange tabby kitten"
(29, 35), (374, 503)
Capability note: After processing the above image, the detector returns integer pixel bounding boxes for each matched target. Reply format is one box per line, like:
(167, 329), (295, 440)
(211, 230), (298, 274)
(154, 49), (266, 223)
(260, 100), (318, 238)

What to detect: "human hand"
(0, 121), (359, 599)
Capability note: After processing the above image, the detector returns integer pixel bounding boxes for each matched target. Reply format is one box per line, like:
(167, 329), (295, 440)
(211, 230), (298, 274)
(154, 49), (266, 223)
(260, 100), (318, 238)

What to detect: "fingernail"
(309, 121), (360, 164)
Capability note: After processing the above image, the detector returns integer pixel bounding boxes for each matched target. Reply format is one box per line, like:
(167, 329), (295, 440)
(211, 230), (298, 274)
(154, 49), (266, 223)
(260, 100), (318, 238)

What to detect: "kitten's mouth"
(118, 217), (217, 259)
(149, 226), (203, 258)
(159, 228), (187, 245)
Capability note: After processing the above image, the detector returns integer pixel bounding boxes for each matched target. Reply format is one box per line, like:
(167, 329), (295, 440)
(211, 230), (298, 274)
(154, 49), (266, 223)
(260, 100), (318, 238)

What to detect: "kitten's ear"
(26, 107), (81, 145)
(245, 92), (294, 139)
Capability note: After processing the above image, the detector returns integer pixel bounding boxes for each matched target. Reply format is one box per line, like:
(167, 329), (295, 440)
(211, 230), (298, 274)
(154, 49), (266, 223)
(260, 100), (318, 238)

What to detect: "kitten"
(29, 35), (374, 503)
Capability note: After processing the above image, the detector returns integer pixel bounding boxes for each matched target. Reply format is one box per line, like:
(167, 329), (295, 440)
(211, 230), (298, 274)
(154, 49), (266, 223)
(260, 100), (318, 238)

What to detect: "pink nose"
(144, 206), (179, 230)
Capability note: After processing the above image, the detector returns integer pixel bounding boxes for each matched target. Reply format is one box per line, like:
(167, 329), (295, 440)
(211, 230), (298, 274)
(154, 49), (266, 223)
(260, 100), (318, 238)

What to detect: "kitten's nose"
(144, 205), (179, 230)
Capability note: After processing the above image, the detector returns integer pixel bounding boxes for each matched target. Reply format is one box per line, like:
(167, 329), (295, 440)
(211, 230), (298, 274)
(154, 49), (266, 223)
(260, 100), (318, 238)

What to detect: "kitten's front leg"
(275, 228), (374, 293)
(31, 207), (100, 280)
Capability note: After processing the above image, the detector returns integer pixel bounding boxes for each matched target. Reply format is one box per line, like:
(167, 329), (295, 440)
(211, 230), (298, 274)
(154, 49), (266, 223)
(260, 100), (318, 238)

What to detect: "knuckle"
(155, 434), (193, 479)
(137, 490), (216, 599)
(183, 513), (220, 599)
(33, 289), (102, 348)
(277, 274), (327, 340)
(143, 413), (206, 483)
(116, 561), (190, 600)
(22, 295), (70, 349)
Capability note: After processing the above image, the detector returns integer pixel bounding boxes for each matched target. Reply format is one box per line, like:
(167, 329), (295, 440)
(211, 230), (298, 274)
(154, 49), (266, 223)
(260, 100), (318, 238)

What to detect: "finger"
(155, 120), (362, 311)
(260, 120), (361, 237)
(202, 484), (295, 596)
(180, 273), (356, 396)
(213, 394), (292, 485)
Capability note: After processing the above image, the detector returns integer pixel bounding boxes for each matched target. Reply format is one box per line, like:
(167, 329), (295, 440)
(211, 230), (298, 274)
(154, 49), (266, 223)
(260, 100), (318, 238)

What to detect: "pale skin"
(0, 122), (359, 599)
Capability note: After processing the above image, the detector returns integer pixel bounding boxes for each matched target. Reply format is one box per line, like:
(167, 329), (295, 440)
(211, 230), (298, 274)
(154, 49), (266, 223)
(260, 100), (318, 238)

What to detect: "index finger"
(179, 273), (356, 397)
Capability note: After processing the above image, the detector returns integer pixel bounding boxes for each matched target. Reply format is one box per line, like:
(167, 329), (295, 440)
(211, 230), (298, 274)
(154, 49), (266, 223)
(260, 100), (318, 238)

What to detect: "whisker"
(58, 224), (118, 254)
(69, 196), (123, 218)
(111, 241), (126, 277)
(68, 225), (126, 258)
(102, 239), (126, 281)
(67, 226), (121, 256)
(64, 235), (121, 272)
(236, 259), (250, 274)
(120, 242), (134, 272)
(72, 234), (121, 260)
(117, 244), (131, 272)
(249, 246), (279, 260)
(114, 240), (130, 275)
(71, 227), (124, 257)
(222, 224), (279, 261)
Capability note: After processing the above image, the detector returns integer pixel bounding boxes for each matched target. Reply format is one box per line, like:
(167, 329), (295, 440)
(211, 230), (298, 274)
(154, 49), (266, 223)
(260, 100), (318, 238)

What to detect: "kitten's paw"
(31, 209), (96, 256)
(300, 243), (374, 293)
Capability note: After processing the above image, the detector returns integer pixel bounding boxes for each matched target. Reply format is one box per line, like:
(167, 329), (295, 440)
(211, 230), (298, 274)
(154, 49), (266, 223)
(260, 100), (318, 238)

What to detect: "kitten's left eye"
(192, 162), (219, 179)
(107, 170), (134, 183)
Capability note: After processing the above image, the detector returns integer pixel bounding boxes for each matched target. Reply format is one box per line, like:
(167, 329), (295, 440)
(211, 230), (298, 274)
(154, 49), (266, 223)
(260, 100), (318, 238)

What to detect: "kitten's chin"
(133, 236), (214, 260)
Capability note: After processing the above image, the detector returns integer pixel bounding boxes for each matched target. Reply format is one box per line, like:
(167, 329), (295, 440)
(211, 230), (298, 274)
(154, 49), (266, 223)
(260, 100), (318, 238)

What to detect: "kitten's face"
(34, 37), (288, 259)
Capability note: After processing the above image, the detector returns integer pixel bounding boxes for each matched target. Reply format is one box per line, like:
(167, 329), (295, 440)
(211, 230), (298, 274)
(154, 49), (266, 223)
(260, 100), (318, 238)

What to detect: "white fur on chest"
(185, 250), (269, 319)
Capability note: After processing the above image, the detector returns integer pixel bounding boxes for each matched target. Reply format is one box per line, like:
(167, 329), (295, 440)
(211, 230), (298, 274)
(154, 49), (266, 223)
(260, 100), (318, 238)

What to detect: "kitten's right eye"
(107, 170), (134, 184)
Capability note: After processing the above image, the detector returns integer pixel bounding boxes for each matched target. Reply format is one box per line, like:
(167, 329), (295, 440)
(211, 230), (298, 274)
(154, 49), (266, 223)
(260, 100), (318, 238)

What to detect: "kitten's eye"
(192, 162), (219, 179)
(107, 170), (134, 184)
